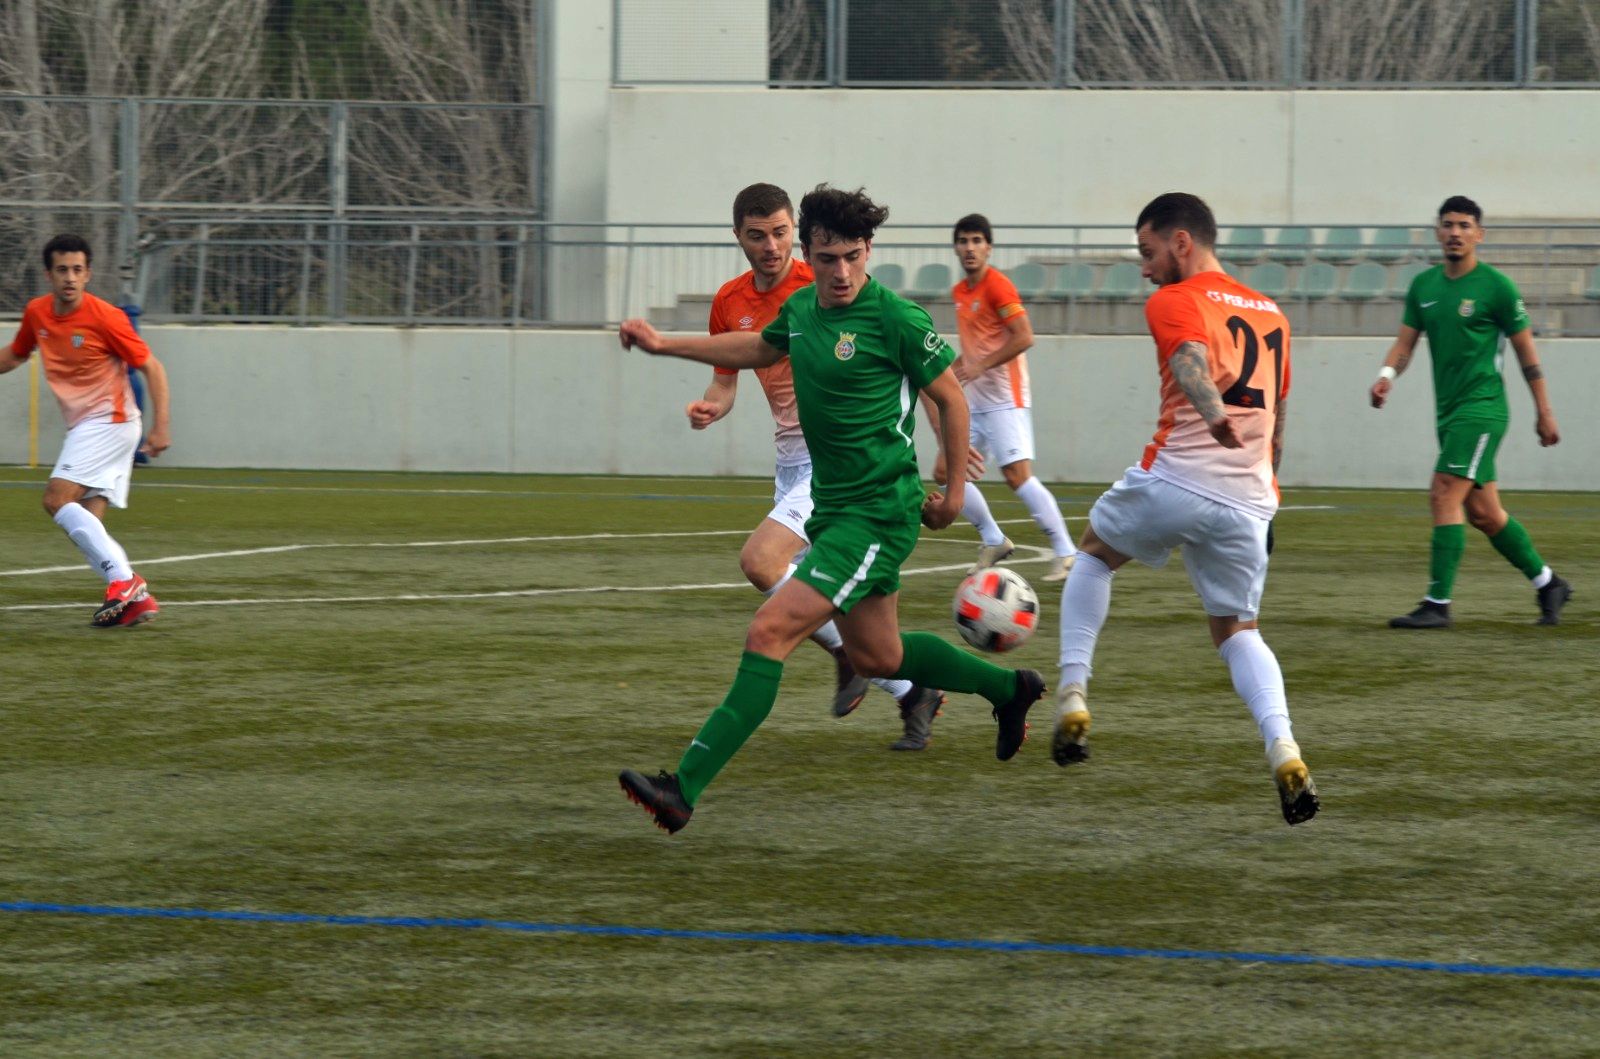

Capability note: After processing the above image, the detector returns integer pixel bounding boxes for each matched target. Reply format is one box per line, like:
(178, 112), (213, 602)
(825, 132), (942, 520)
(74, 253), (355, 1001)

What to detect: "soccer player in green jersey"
(1371, 195), (1570, 628)
(615, 185), (1047, 833)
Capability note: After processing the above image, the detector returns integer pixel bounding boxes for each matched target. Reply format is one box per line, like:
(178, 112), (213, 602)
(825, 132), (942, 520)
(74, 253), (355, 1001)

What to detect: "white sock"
(1058, 552), (1114, 684)
(961, 483), (1007, 547)
(1016, 476), (1075, 558)
(1532, 566), (1553, 589)
(874, 677), (914, 700)
(1218, 628), (1294, 751)
(53, 502), (133, 584)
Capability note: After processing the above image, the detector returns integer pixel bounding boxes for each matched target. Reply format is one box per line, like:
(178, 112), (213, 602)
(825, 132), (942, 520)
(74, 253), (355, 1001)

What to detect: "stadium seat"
(1316, 227), (1366, 263)
(1369, 227), (1416, 263)
(1586, 264), (1600, 300)
(873, 263), (905, 293)
(906, 262), (952, 300)
(1388, 259), (1430, 299)
(1097, 261), (1145, 300)
(1268, 226), (1313, 262)
(1221, 261), (1242, 281)
(1050, 261), (1096, 299)
(1008, 262), (1047, 299)
(1244, 262), (1289, 299)
(1218, 226), (1266, 263)
(1290, 261), (1338, 300)
(1340, 261), (1388, 301)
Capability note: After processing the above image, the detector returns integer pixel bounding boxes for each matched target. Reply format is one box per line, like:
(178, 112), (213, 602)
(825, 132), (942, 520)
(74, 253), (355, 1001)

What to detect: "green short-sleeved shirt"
(762, 278), (957, 526)
(1401, 262), (1530, 428)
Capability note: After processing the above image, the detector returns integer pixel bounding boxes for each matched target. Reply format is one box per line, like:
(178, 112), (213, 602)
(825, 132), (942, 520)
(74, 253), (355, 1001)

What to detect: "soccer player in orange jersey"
(1049, 194), (1318, 826)
(926, 214), (1076, 581)
(685, 184), (945, 749)
(0, 234), (171, 627)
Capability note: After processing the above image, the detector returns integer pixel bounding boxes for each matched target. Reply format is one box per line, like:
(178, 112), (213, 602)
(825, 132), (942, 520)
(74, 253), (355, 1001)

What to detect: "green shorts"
(1435, 419), (1505, 485)
(792, 510), (919, 614)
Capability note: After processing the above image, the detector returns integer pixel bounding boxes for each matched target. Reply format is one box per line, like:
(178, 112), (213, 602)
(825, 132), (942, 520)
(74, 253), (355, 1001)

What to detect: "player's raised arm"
(619, 318), (783, 370)
(1168, 340), (1242, 449)
(1507, 328), (1560, 446)
(919, 367), (970, 529)
(1371, 324), (1420, 409)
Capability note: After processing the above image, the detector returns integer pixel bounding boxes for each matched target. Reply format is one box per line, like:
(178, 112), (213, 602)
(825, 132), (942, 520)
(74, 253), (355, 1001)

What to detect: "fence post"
(117, 99), (139, 294)
(329, 101), (349, 321)
(1524, 0), (1539, 85)
(1282, 0), (1302, 87)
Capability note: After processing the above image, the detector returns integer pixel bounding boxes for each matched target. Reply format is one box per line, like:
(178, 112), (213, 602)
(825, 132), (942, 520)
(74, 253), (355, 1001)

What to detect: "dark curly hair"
(1438, 195), (1482, 223)
(797, 184), (890, 248)
(43, 233), (92, 269)
(1134, 192), (1217, 248)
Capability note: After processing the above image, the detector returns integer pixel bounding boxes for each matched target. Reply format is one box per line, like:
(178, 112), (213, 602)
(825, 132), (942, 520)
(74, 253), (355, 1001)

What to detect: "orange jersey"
(11, 292), (151, 429)
(708, 259), (814, 466)
(952, 266), (1029, 411)
(1139, 271), (1290, 518)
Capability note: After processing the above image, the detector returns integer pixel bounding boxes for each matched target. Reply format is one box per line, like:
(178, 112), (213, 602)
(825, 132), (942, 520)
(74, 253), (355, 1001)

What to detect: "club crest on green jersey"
(1458, 299), (1475, 317)
(834, 332), (857, 360)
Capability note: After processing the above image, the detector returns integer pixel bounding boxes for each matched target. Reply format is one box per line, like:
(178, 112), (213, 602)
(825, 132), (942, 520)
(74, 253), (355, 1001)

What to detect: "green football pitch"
(1, 467), (1596, 1056)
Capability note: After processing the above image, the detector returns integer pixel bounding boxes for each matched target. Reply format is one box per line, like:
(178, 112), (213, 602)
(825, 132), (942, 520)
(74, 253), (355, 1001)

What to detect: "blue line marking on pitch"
(4, 901), (1597, 980)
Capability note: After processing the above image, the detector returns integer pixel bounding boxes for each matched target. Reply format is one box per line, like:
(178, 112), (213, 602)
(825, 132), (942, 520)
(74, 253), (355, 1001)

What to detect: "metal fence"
(0, 96), (545, 317)
(616, 0), (1600, 87)
(6, 216), (1597, 335)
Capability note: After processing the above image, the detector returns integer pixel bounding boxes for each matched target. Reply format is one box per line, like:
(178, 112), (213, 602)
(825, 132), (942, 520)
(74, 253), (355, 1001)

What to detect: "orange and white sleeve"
(1144, 288), (1207, 362)
(988, 273), (1026, 321)
(98, 301), (153, 367)
(10, 306), (37, 359)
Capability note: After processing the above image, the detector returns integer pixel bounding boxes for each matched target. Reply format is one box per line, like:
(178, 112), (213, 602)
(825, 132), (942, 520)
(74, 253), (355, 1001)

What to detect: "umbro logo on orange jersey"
(738, 315), (755, 328)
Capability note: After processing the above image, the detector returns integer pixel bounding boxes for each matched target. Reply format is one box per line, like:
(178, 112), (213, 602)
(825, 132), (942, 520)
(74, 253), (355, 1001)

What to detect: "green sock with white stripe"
(1426, 523), (1466, 602)
(892, 631), (1016, 706)
(1488, 517), (1546, 580)
(675, 651), (783, 806)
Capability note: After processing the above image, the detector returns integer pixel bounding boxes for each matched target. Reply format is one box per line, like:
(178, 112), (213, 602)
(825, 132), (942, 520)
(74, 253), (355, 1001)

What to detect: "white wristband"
(1377, 366), (1397, 383)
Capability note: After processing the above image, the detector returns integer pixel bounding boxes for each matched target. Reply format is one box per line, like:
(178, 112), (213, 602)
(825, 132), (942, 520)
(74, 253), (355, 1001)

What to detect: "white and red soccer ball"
(952, 567), (1039, 653)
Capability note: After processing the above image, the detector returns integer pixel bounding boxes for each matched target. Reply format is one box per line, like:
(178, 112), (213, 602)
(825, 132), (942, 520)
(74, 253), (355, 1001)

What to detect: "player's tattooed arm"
(1169, 341), (1226, 424)
(1272, 397), (1288, 475)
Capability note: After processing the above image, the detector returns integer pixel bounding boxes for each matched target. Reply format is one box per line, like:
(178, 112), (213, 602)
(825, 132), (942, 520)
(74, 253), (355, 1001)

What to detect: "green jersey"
(761, 278), (956, 524)
(1402, 262), (1530, 427)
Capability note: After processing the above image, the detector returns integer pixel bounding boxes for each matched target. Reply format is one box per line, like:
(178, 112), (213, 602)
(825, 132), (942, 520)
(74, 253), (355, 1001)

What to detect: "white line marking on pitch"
(0, 521), (1081, 578)
(0, 556), (1012, 612)
(0, 530), (754, 577)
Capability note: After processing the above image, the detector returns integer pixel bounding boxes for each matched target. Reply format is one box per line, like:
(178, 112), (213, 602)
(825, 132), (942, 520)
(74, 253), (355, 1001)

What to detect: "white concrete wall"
(616, 0), (767, 83)
(3, 327), (1592, 491)
(606, 89), (1600, 227)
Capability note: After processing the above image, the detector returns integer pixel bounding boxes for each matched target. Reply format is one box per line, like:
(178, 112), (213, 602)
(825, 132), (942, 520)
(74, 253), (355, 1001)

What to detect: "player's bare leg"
(742, 517), (920, 714)
(934, 449), (1013, 573)
(1465, 480), (1571, 625)
(620, 577), (837, 834)
(43, 478), (153, 627)
(1001, 458), (1075, 582)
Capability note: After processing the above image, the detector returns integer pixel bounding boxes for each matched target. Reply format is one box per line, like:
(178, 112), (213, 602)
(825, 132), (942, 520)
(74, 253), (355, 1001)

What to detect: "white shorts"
(52, 417), (142, 510)
(766, 461), (816, 541)
(1089, 467), (1270, 620)
(970, 407), (1034, 468)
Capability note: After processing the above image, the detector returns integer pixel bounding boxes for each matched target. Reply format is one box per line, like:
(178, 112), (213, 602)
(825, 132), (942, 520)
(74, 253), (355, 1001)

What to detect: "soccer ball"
(953, 567), (1039, 653)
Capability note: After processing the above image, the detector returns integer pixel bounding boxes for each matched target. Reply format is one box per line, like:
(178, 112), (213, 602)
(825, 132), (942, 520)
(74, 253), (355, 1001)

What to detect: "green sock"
(675, 651), (783, 806)
(1488, 517), (1546, 580)
(1427, 523), (1467, 601)
(892, 631), (1017, 707)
